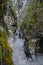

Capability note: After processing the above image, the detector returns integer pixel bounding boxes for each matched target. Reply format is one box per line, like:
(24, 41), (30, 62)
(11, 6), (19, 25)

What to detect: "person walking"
(24, 37), (33, 62)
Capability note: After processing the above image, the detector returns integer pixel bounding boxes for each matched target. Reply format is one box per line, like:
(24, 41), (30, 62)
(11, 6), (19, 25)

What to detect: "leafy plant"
(20, 0), (43, 38)
(0, 0), (17, 65)
(0, 30), (14, 65)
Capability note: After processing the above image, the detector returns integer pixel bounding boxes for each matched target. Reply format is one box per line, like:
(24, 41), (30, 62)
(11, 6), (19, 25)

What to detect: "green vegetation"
(9, 0), (17, 19)
(0, 30), (14, 65)
(20, 0), (43, 38)
(0, 0), (17, 33)
(20, 1), (43, 53)
(0, 0), (17, 65)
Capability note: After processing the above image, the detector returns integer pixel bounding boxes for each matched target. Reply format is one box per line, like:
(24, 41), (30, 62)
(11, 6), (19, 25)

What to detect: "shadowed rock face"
(39, 37), (43, 53)
(35, 36), (43, 53)
(39, 0), (43, 2)
(36, 0), (43, 2)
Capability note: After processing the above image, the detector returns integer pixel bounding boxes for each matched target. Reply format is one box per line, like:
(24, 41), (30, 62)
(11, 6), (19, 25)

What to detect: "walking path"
(8, 36), (43, 65)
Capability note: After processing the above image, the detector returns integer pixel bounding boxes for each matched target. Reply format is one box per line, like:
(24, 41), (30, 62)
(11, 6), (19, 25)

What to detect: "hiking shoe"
(29, 58), (33, 62)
